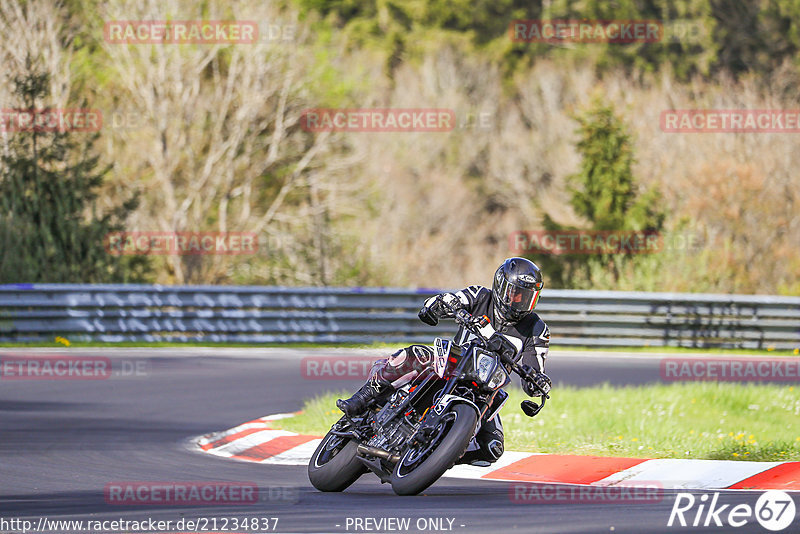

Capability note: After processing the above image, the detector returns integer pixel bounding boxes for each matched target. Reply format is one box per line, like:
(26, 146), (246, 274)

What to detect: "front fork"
(410, 391), (486, 447)
(412, 386), (507, 447)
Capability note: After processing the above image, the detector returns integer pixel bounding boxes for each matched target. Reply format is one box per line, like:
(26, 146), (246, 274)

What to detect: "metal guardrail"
(0, 284), (798, 349)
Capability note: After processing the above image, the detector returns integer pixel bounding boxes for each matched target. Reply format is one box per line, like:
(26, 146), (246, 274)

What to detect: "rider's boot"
(336, 374), (393, 416)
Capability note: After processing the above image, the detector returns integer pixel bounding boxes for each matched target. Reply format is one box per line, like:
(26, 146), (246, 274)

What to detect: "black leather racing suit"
(370, 285), (551, 464)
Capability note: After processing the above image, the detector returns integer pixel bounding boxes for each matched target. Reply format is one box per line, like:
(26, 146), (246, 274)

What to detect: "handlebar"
(432, 295), (550, 399)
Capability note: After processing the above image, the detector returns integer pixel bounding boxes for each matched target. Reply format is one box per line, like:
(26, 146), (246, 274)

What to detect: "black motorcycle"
(307, 296), (550, 496)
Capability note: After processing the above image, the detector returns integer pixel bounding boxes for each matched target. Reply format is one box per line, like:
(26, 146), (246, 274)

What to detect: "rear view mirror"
(521, 400), (543, 418)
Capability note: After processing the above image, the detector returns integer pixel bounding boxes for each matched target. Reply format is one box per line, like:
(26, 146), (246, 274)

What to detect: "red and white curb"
(193, 414), (800, 491)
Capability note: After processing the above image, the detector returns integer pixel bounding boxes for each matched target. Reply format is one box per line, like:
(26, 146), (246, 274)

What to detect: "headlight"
(487, 367), (508, 390)
(476, 353), (494, 383)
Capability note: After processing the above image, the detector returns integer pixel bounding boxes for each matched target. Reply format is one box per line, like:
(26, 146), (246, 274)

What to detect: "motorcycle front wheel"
(389, 404), (478, 496)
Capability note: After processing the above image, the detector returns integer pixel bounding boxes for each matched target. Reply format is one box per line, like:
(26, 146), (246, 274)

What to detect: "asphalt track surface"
(0, 347), (796, 534)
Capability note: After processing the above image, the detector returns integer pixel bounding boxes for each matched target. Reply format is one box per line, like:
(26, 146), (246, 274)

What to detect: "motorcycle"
(307, 296), (550, 495)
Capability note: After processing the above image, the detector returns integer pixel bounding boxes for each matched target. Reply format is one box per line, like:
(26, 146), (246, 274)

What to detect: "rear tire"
(390, 404), (478, 496)
(308, 432), (367, 492)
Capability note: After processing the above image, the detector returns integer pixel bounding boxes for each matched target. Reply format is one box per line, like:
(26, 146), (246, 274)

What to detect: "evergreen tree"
(568, 99), (664, 232)
(535, 98), (664, 287)
(0, 69), (150, 283)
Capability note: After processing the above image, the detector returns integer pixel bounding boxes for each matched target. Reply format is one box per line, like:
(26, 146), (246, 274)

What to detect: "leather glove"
(418, 293), (462, 326)
(522, 370), (551, 397)
(418, 305), (439, 326)
(438, 293), (463, 314)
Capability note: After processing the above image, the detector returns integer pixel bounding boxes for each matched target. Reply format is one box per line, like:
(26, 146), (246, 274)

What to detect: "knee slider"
(386, 349), (407, 368)
(486, 439), (504, 460)
(410, 345), (433, 365)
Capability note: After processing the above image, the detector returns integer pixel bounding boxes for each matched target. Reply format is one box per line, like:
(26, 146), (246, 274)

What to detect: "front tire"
(390, 404), (479, 496)
(308, 431), (367, 492)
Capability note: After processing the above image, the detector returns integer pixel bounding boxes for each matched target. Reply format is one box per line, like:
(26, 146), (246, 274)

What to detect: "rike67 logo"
(668, 490), (796, 530)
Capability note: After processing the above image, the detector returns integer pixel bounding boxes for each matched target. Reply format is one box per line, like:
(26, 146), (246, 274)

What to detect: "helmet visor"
(496, 278), (542, 314)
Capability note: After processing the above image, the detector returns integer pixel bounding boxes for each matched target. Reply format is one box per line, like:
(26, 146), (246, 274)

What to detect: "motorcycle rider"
(337, 257), (552, 467)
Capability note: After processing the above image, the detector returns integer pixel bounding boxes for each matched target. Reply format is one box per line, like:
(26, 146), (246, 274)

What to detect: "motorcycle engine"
(366, 417), (414, 451)
(366, 389), (417, 452)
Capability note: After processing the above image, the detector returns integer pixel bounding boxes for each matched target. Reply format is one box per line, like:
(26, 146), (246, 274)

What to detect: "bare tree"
(0, 0), (74, 155)
(100, 0), (358, 284)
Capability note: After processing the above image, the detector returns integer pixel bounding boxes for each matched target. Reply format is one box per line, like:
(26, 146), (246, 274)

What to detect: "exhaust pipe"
(357, 444), (400, 463)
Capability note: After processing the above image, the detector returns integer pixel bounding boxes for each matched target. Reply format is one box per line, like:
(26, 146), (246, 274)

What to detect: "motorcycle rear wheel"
(308, 431), (367, 492)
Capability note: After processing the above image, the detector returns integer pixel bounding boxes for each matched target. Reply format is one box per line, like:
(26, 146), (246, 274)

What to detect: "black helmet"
(492, 257), (544, 323)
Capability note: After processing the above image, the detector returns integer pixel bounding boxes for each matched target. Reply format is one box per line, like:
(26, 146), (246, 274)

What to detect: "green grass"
(271, 390), (352, 436)
(273, 382), (800, 462)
